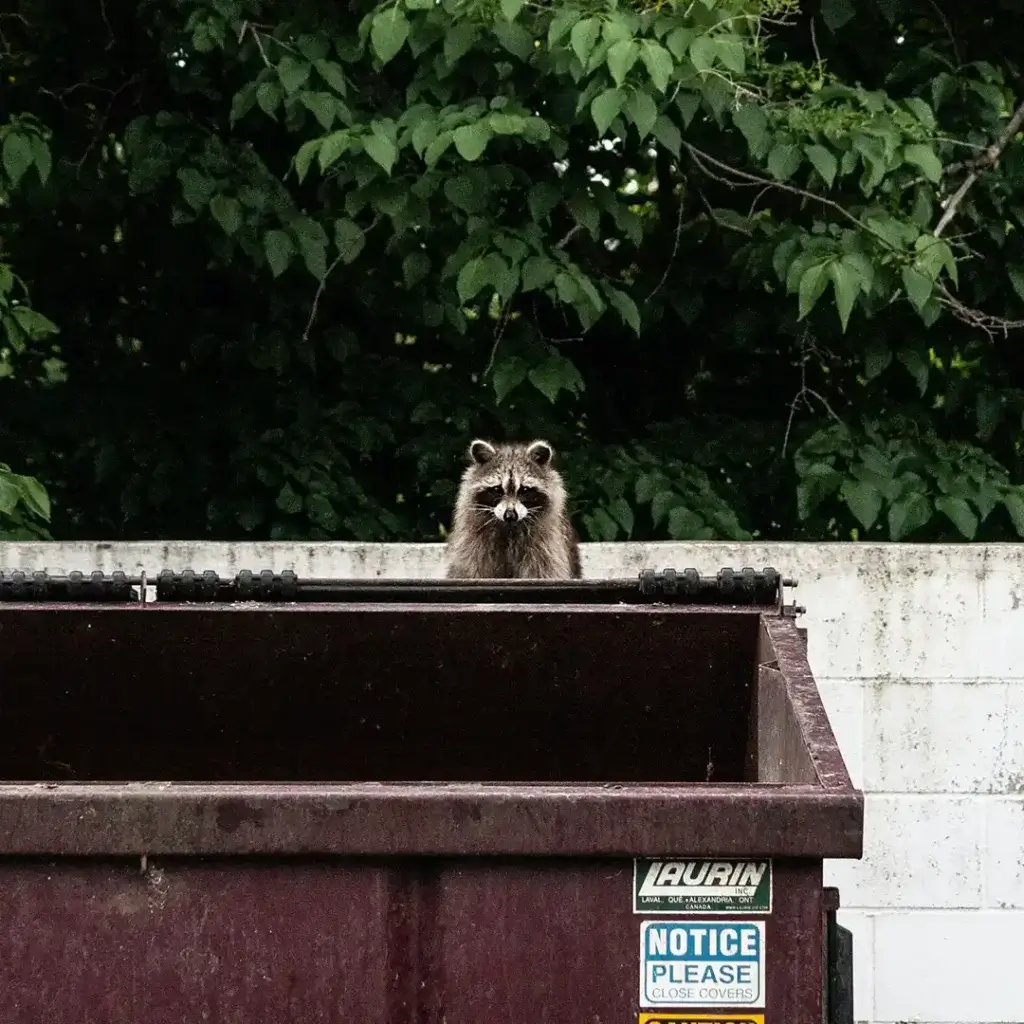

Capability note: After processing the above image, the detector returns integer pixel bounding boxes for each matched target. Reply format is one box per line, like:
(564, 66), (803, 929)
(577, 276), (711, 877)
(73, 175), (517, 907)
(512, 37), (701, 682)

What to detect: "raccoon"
(445, 439), (583, 579)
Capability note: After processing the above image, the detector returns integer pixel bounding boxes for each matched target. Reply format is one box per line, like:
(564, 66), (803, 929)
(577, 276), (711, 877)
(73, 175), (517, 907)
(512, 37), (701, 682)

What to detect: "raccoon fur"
(445, 439), (582, 579)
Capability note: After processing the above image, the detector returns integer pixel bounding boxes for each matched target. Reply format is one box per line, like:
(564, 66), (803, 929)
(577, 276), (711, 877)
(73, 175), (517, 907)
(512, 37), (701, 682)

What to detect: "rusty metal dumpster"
(0, 566), (862, 1024)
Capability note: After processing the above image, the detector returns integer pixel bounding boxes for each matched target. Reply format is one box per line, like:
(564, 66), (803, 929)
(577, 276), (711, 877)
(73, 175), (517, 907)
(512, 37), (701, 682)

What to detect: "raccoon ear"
(526, 440), (553, 466)
(469, 439), (497, 465)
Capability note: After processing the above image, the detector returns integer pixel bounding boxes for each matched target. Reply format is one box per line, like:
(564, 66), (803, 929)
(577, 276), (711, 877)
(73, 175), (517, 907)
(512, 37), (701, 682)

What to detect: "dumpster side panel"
(757, 665), (818, 784)
(0, 859), (391, 1024)
(0, 857), (824, 1024)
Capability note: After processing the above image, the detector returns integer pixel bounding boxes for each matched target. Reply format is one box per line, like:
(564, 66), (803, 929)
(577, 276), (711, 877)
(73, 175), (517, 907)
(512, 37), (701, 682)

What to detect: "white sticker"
(639, 920), (766, 1009)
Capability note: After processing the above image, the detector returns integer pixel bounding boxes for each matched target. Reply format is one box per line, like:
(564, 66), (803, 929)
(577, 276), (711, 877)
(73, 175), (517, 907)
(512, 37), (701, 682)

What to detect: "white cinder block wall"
(3, 539), (1023, 1024)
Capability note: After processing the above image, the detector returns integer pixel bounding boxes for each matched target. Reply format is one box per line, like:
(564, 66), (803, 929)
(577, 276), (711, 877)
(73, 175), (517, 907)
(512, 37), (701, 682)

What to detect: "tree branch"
(934, 97), (1024, 237)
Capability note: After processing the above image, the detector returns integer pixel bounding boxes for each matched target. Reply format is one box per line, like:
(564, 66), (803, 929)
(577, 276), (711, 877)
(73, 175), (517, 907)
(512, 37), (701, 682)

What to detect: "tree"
(3, 0), (1024, 544)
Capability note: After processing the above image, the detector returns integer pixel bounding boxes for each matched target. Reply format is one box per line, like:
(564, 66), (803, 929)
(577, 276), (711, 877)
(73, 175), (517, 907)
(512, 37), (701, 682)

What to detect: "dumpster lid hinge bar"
(0, 567), (797, 606)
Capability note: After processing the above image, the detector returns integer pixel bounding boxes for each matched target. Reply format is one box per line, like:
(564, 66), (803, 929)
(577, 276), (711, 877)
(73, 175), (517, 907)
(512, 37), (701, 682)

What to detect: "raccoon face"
(466, 439), (554, 527)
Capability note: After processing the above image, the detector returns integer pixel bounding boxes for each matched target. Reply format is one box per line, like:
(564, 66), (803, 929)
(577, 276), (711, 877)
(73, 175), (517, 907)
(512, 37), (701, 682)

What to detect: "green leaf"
(606, 40), (641, 88)
(334, 218), (366, 263)
(567, 194), (600, 239)
(901, 266), (933, 313)
(570, 18), (600, 65)
(521, 255), (555, 292)
(277, 56), (311, 95)
(1004, 490), (1024, 537)
(624, 89), (658, 139)
(264, 229), (295, 278)
(935, 496), (978, 539)
(2, 133), (33, 186)
(976, 391), (1002, 440)
(665, 27), (692, 61)
(452, 123), (492, 161)
(864, 340), (892, 380)
(904, 97), (936, 129)
(650, 489), (679, 527)
(689, 35), (716, 74)
(276, 482), (303, 515)
(667, 506), (705, 539)
(591, 88), (625, 136)
(768, 142), (802, 181)
(798, 262), (830, 319)
(370, 8), (410, 65)
(640, 41), (673, 93)
(585, 507), (620, 542)
(457, 256), (489, 304)
(902, 143), (942, 183)
(796, 462), (843, 519)
(256, 80), (283, 118)
(178, 168), (216, 210)
(897, 347), (929, 395)
(14, 475), (50, 521)
(492, 356), (528, 403)
(829, 258), (861, 331)
(0, 478), (18, 515)
(402, 250), (430, 287)
(294, 217), (329, 281)
(493, 20), (534, 60)
(1009, 266), (1024, 304)
(676, 91), (701, 127)
(294, 139), (322, 182)
(607, 497), (635, 537)
(528, 354), (585, 403)
(888, 492), (931, 540)
(30, 137), (51, 185)
(821, 0), (855, 31)
(318, 131), (351, 172)
(363, 131), (398, 174)
(713, 37), (745, 73)
(500, 0), (524, 20)
(733, 104), (769, 160)
(548, 8), (581, 47)
(299, 91), (337, 131)
(841, 479), (882, 530)
(314, 58), (348, 95)
(230, 82), (258, 125)
(10, 307), (58, 340)
(607, 287), (641, 335)
(209, 195), (242, 236)
(805, 144), (838, 188)
(528, 182), (561, 222)
(652, 115), (681, 156)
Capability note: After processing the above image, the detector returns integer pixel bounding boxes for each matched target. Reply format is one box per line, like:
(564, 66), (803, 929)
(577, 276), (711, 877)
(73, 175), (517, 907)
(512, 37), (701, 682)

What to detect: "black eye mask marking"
(478, 486), (505, 504)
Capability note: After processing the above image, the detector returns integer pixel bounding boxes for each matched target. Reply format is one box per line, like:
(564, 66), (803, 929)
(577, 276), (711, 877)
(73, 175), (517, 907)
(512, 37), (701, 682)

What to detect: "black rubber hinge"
(826, 907), (854, 1024)
(639, 566), (782, 604)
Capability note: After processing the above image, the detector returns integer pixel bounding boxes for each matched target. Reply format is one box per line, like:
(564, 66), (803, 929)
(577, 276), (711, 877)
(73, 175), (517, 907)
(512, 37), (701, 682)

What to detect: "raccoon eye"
(519, 486), (538, 498)
(479, 486), (504, 503)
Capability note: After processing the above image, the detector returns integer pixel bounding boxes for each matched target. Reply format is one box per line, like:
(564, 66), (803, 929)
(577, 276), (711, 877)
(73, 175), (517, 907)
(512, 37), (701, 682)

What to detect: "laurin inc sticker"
(633, 859), (772, 914)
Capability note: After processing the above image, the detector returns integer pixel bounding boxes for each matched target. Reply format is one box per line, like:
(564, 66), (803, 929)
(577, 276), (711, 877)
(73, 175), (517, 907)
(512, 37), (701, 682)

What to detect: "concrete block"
(874, 910), (1024, 1022)
(817, 680), (865, 789)
(824, 795), (982, 909)
(984, 799), (1024, 909)
(863, 680), (1024, 794)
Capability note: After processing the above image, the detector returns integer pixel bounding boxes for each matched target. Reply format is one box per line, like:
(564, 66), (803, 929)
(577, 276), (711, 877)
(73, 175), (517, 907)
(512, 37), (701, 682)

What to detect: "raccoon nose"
(503, 507), (518, 523)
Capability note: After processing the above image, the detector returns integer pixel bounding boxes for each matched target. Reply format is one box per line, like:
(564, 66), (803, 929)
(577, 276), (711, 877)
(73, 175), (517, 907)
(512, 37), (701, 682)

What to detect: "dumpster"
(0, 565), (862, 1024)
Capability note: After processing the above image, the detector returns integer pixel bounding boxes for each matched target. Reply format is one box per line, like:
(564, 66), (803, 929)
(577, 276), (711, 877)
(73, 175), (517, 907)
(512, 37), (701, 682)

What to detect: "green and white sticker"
(633, 859), (773, 915)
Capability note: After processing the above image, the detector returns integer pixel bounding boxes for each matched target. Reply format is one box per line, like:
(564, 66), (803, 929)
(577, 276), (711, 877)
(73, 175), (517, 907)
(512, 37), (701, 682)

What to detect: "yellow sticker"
(638, 1016), (765, 1024)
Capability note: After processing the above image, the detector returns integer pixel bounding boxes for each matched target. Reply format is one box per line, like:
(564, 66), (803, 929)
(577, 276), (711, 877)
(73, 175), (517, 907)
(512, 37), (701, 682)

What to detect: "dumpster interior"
(0, 603), (798, 785)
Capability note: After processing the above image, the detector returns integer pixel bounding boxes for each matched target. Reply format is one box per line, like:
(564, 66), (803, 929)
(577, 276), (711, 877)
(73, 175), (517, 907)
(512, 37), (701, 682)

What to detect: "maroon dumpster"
(0, 566), (862, 1024)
